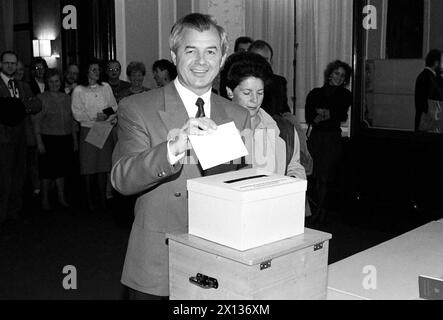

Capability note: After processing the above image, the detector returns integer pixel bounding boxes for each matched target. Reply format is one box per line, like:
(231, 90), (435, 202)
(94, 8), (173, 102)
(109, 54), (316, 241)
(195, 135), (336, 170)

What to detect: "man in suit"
(111, 13), (250, 300)
(0, 51), (41, 224)
(414, 49), (443, 132)
(248, 40), (292, 116)
(63, 64), (79, 95)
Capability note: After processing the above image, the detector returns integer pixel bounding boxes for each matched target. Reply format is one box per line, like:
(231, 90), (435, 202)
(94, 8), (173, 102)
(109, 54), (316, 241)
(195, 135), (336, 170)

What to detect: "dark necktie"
(8, 79), (17, 98)
(195, 97), (205, 118)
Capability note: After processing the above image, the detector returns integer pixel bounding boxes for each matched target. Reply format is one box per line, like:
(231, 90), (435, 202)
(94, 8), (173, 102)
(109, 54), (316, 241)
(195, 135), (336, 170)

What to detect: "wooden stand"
(168, 228), (331, 300)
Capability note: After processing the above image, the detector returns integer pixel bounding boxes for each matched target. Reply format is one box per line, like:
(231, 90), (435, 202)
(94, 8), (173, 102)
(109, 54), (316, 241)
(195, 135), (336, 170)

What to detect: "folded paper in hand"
(188, 121), (248, 170)
(85, 121), (114, 149)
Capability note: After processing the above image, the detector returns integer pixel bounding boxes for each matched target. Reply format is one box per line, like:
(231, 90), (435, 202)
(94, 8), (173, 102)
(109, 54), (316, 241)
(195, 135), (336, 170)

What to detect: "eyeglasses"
(108, 68), (120, 72)
(2, 62), (17, 65)
(34, 66), (45, 70)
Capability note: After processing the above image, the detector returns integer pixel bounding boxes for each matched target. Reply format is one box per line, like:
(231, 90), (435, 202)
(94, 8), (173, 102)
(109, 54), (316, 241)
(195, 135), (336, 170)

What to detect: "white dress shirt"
(167, 78), (213, 165)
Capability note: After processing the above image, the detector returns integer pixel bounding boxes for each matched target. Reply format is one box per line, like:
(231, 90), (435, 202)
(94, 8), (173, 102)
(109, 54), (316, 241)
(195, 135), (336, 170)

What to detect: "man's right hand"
(169, 117), (217, 156)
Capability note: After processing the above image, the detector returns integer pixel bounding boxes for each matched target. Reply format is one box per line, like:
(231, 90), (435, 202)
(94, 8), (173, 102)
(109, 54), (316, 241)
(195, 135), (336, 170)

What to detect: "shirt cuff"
(167, 139), (185, 165)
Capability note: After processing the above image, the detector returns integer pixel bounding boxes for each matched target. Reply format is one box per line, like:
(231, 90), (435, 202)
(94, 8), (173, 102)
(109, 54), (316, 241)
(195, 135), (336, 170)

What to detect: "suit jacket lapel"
(210, 94), (232, 125)
(158, 82), (189, 134)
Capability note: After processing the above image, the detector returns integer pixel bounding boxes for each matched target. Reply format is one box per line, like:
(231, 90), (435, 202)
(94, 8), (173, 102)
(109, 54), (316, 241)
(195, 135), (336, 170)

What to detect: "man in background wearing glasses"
(105, 60), (131, 103)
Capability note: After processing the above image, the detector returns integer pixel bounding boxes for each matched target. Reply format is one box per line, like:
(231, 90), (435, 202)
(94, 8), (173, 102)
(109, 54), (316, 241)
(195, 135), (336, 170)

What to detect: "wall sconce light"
(33, 39), (52, 57)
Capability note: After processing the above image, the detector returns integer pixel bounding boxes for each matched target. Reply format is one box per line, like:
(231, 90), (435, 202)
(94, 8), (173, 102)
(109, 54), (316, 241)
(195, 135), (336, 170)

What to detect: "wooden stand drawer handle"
(189, 273), (219, 289)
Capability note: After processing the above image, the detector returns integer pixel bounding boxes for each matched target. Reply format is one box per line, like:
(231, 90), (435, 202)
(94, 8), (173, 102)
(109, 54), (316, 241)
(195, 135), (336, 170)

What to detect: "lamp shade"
(32, 39), (51, 57)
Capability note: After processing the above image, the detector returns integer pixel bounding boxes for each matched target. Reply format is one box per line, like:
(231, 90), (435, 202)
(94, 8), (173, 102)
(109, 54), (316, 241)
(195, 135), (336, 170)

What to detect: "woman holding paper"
(71, 59), (117, 213)
(34, 69), (78, 210)
(221, 52), (306, 180)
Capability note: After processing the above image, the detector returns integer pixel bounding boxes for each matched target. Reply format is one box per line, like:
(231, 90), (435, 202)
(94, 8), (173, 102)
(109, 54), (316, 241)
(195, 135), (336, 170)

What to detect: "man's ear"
(171, 51), (177, 66)
(226, 87), (234, 99)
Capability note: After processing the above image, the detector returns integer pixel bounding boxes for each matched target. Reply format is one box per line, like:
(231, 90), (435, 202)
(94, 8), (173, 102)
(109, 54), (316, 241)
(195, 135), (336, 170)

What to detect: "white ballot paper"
(85, 121), (114, 149)
(188, 121), (248, 170)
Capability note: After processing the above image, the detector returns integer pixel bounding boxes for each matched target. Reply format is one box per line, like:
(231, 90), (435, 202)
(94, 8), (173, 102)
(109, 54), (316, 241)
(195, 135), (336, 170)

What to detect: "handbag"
(419, 100), (443, 133)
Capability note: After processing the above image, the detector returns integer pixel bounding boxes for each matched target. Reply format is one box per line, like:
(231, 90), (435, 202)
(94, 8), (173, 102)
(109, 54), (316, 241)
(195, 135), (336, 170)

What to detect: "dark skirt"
(307, 130), (343, 183)
(39, 134), (73, 179)
(79, 126), (114, 175)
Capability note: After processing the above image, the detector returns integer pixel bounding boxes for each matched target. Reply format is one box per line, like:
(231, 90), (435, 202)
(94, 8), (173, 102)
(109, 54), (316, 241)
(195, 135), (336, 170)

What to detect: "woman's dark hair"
(219, 52), (273, 99)
(324, 60), (352, 86)
(425, 49), (442, 68)
(152, 59), (177, 79)
(30, 57), (48, 74)
(127, 61), (146, 77)
(78, 58), (103, 86)
(45, 68), (62, 82)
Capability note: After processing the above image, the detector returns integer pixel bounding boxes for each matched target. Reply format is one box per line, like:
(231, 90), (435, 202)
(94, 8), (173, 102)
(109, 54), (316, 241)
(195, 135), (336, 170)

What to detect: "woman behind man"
(305, 60), (352, 224)
(118, 61), (150, 101)
(221, 52), (306, 179)
(152, 59), (177, 88)
(34, 69), (78, 210)
(71, 59), (118, 213)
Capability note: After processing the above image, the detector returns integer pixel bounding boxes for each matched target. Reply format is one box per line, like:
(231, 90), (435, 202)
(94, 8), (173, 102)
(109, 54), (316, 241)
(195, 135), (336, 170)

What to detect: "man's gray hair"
(169, 13), (229, 56)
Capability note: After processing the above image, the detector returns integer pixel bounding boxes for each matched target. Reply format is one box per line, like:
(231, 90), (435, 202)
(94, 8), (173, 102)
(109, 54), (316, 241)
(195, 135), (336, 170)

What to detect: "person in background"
(248, 39), (314, 198)
(29, 57), (48, 95)
(63, 64), (80, 96)
(34, 69), (78, 211)
(0, 51), (41, 225)
(105, 60), (131, 102)
(222, 51), (306, 179)
(414, 49), (443, 132)
(15, 61), (41, 201)
(111, 13), (250, 300)
(305, 60), (352, 225)
(248, 40), (291, 116)
(234, 36), (253, 53)
(15, 60), (28, 82)
(152, 59), (177, 88)
(71, 59), (118, 213)
(119, 61), (150, 100)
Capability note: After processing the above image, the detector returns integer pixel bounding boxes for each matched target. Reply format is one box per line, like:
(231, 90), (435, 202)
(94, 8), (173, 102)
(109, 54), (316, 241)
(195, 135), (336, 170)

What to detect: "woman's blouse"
(246, 108), (306, 179)
(71, 82), (118, 128)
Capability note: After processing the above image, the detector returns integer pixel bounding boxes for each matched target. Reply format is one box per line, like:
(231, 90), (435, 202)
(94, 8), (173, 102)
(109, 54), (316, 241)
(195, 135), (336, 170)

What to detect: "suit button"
(174, 192), (181, 197)
(158, 171), (166, 177)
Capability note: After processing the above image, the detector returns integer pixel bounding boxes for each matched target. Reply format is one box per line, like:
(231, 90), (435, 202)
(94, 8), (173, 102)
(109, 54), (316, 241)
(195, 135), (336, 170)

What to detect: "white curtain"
(245, 0), (295, 112)
(295, 0), (353, 123)
(0, 0), (14, 53)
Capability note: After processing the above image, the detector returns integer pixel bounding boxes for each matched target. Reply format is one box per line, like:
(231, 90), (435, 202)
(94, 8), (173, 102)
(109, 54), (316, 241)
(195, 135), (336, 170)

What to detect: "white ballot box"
(187, 169), (307, 251)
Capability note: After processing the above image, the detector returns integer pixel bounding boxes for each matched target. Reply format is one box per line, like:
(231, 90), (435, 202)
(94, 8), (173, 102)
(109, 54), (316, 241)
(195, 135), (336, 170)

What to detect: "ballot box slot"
(224, 175), (268, 184)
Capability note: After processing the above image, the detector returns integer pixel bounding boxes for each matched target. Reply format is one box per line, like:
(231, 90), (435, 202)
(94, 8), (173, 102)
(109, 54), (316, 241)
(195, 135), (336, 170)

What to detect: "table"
(327, 220), (443, 300)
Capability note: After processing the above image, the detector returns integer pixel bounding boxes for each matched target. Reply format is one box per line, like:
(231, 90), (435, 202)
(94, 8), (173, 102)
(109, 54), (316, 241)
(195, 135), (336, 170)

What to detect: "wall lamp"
(33, 39), (52, 57)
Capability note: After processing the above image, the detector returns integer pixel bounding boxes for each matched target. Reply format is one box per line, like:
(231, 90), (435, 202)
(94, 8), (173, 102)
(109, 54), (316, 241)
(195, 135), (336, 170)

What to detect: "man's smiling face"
(171, 26), (226, 96)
